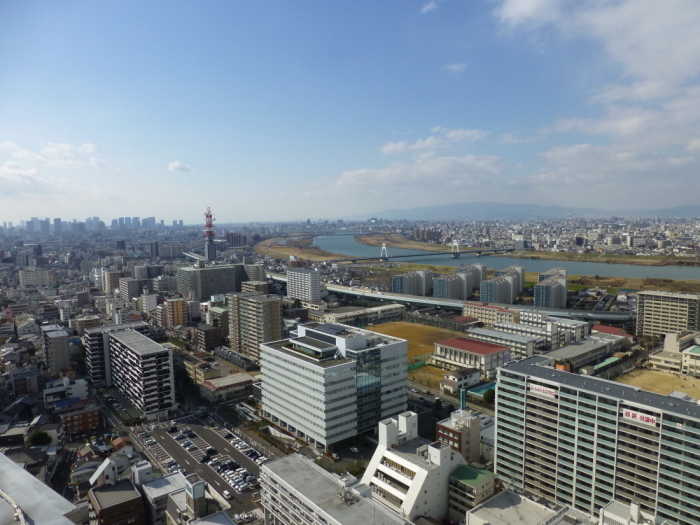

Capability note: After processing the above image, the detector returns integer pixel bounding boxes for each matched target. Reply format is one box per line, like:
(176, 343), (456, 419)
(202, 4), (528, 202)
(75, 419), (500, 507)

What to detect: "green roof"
(593, 356), (620, 370)
(450, 464), (494, 488)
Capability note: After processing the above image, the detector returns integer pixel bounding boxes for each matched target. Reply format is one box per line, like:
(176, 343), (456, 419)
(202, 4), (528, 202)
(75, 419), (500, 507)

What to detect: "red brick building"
(59, 404), (101, 439)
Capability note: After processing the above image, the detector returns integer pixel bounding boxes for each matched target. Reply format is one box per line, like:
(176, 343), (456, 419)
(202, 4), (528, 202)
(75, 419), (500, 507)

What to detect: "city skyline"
(2, 1), (700, 222)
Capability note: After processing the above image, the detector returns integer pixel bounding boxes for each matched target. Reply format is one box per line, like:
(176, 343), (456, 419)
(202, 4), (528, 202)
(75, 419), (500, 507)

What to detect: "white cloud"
(381, 127), (489, 154)
(168, 161), (191, 173)
(441, 63), (468, 73)
(0, 141), (20, 152)
(40, 142), (76, 157)
(495, 0), (700, 101)
(90, 157), (108, 168)
(421, 2), (437, 14)
(79, 143), (98, 154)
(0, 162), (47, 195)
(380, 141), (408, 154)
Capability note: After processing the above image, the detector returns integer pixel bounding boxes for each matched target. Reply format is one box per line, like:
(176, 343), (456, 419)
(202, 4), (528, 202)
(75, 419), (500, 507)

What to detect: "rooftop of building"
(202, 373), (253, 390)
(683, 345), (700, 355)
(450, 464), (494, 489)
(389, 438), (448, 471)
(46, 329), (68, 339)
(637, 290), (700, 299)
(592, 324), (630, 337)
(463, 302), (517, 313)
(545, 339), (610, 360)
(263, 340), (352, 368)
(0, 454), (78, 525)
(90, 478), (142, 509)
(435, 337), (509, 356)
(466, 490), (559, 525)
(110, 329), (169, 356)
(84, 321), (148, 335)
(142, 472), (187, 499)
(501, 356), (700, 422)
(287, 267), (318, 274)
(264, 454), (406, 525)
(467, 327), (539, 345)
(190, 511), (238, 525)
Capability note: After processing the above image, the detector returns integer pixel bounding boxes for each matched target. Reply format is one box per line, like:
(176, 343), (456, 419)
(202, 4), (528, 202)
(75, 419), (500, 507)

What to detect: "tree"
(29, 431), (52, 447)
(433, 398), (443, 416)
(483, 388), (496, 405)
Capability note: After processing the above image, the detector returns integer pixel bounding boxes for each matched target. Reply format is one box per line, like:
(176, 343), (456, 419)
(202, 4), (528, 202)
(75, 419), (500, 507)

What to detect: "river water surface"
(313, 235), (700, 281)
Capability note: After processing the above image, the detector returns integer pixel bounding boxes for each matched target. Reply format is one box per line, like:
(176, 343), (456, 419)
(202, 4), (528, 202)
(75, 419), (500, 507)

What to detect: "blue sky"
(2, 0), (700, 224)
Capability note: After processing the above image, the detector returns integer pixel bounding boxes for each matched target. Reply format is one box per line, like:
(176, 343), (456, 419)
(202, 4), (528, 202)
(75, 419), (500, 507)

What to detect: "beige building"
(462, 302), (520, 327)
(636, 290), (700, 338)
(19, 268), (57, 287)
(228, 292), (282, 362)
(199, 373), (253, 404)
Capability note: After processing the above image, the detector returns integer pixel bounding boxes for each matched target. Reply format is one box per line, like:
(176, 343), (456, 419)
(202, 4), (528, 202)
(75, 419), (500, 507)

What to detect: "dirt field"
(615, 369), (700, 400)
(371, 321), (465, 360)
(409, 365), (450, 386)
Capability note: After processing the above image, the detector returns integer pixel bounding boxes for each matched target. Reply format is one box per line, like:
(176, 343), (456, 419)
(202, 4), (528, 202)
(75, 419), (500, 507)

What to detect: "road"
(135, 418), (263, 516)
(408, 380), (494, 416)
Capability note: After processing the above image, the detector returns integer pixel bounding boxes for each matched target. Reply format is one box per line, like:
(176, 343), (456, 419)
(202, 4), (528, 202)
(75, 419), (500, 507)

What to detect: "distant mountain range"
(345, 202), (700, 221)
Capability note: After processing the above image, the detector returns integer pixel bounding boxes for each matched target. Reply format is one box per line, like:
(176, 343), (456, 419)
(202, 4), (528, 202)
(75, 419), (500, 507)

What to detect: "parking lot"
(131, 415), (268, 516)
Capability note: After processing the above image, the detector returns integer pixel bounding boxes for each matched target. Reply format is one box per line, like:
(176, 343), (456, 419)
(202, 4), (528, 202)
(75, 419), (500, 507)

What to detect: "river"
(313, 235), (700, 281)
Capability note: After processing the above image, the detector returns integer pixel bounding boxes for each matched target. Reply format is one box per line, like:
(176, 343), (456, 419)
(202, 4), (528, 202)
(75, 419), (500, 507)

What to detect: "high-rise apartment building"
(228, 292), (282, 362)
(534, 268), (568, 309)
(480, 277), (513, 304)
(109, 330), (175, 419)
(119, 277), (148, 301)
(226, 232), (247, 247)
(41, 324), (70, 374)
(102, 270), (122, 293)
(83, 321), (152, 386)
(286, 268), (321, 302)
(433, 274), (464, 299)
(176, 265), (245, 301)
(392, 270), (433, 296)
(495, 356), (700, 523)
(261, 323), (407, 451)
(636, 290), (700, 338)
(156, 298), (190, 329)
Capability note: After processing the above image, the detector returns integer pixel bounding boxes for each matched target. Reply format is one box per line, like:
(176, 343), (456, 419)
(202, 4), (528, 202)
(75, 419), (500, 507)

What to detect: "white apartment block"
(109, 330), (175, 419)
(19, 268), (57, 287)
(261, 454), (408, 525)
(286, 268), (321, 302)
(41, 324), (70, 374)
(361, 412), (468, 520)
(261, 323), (407, 451)
(636, 290), (700, 338)
(496, 355), (700, 523)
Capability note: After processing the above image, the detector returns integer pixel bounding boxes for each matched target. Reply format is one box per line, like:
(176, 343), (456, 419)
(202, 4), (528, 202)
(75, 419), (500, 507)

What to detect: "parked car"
(350, 447), (359, 453)
(167, 426), (178, 433)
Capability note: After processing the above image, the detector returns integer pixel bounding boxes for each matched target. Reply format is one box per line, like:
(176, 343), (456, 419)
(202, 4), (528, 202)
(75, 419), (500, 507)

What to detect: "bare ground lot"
(615, 368), (700, 400)
(370, 321), (466, 360)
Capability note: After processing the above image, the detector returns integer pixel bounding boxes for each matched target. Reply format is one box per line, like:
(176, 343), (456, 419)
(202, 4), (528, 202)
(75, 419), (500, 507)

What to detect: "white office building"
(286, 268), (321, 302)
(261, 323), (407, 451)
(361, 412), (468, 521)
(109, 330), (175, 419)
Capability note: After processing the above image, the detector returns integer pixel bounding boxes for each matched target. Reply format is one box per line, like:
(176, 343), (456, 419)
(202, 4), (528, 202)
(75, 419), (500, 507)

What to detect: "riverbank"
(501, 250), (700, 267)
(254, 236), (347, 261)
(353, 232), (700, 267)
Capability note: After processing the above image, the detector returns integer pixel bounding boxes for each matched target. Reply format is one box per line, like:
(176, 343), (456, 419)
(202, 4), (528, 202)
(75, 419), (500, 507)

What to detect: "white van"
(223, 490), (232, 500)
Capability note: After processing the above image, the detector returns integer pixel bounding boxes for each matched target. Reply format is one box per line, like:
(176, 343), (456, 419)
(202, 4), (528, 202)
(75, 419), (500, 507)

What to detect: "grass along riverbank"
(254, 236), (347, 261)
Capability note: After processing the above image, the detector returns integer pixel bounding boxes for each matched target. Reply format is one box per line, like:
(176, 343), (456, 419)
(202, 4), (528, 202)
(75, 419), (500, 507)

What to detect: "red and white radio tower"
(204, 207), (216, 263)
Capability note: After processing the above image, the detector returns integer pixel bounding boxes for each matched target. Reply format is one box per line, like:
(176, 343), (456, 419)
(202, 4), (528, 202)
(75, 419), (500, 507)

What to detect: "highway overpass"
(268, 273), (634, 323)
